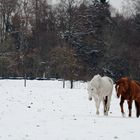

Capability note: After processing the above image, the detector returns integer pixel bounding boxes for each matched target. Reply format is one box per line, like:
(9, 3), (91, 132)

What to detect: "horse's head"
(115, 83), (124, 98)
(115, 77), (131, 98)
(87, 83), (97, 101)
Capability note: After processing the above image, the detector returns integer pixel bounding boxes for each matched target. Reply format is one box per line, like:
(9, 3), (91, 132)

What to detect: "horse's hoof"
(96, 111), (99, 115)
(88, 97), (92, 101)
(104, 112), (108, 116)
(122, 113), (126, 117)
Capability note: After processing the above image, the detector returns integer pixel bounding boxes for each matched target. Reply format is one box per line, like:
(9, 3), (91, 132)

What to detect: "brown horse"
(115, 77), (140, 117)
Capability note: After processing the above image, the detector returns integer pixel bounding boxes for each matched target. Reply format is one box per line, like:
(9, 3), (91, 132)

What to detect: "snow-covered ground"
(0, 79), (140, 140)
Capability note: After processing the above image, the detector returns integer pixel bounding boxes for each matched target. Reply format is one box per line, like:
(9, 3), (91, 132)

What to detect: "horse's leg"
(135, 101), (140, 118)
(127, 100), (132, 117)
(138, 102), (140, 117)
(120, 97), (125, 117)
(103, 96), (108, 116)
(103, 99), (106, 115)
(106, 94), (112, 116)
(95, 99), (101, 115)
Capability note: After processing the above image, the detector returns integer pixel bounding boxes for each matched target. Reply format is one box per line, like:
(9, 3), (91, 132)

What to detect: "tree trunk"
(70, 80), (73, 89)
(24, 73), (26, 87)
(63, 79), (65, 88)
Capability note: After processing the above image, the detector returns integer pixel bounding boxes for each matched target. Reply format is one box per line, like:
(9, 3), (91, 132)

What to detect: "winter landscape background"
(0, 0), (140, 82)
(0, 79), (140, 140)
(0, 0), (140, 139)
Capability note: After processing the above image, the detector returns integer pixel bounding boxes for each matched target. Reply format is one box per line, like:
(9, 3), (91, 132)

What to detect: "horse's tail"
(108, 77), (114, 86)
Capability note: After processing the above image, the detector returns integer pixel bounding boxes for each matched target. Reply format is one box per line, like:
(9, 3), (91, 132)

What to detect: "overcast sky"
(109, 0), (123, 10)
(52, 0), (124, 10)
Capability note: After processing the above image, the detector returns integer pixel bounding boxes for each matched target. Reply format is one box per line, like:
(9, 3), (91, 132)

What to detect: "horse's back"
(89, 75), (113, 96)
(101, 76), (114, 92)
(93, 75), (113, 96)
(102, 76), (114, 86)
(130, 80), (140, 99)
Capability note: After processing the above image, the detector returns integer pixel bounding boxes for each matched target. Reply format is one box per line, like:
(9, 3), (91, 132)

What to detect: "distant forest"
(0, 0), (140, 81)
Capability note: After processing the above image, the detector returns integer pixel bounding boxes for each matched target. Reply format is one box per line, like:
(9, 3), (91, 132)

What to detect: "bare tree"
(47, 44), (83, 88)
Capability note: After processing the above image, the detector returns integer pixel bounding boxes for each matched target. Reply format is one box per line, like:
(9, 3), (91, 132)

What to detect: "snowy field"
(0, 79), (140, 140)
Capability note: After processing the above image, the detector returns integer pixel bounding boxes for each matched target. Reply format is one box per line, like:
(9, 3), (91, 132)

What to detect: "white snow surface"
(0, 79), (140, 140)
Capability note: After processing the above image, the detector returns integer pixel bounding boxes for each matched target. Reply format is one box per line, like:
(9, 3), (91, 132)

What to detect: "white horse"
(87, 74), (113, 115)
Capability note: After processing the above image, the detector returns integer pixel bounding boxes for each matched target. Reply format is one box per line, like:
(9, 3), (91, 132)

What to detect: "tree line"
(0, 0), (140, 83)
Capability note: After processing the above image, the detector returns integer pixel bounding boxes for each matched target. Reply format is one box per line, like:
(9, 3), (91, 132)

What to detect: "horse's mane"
(134, 80), (140, 87)
(115, 77), (130, 86)
(93, 74), (101, 79)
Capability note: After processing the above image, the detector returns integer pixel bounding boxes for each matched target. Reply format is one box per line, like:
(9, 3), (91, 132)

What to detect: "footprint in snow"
(114, 136), (119, 139)
(27, 106), (31, 108)
(25, 134), (29, 137)
(60, 117), (64, 120)
(30, 102), (33, 105)
(36, 125), (40, 127)
(37, 109), (42, 112)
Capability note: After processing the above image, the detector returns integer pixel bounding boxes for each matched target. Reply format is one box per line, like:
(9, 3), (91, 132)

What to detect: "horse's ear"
(127, 77), (131, 83)
(97, 74), (102, 80)
(115, 80), (121, 90)
(97, 74), (101, 78)
(115, 81), (118, 88)
(115, 80), (119, 85)
(116, 79), (122, 85)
